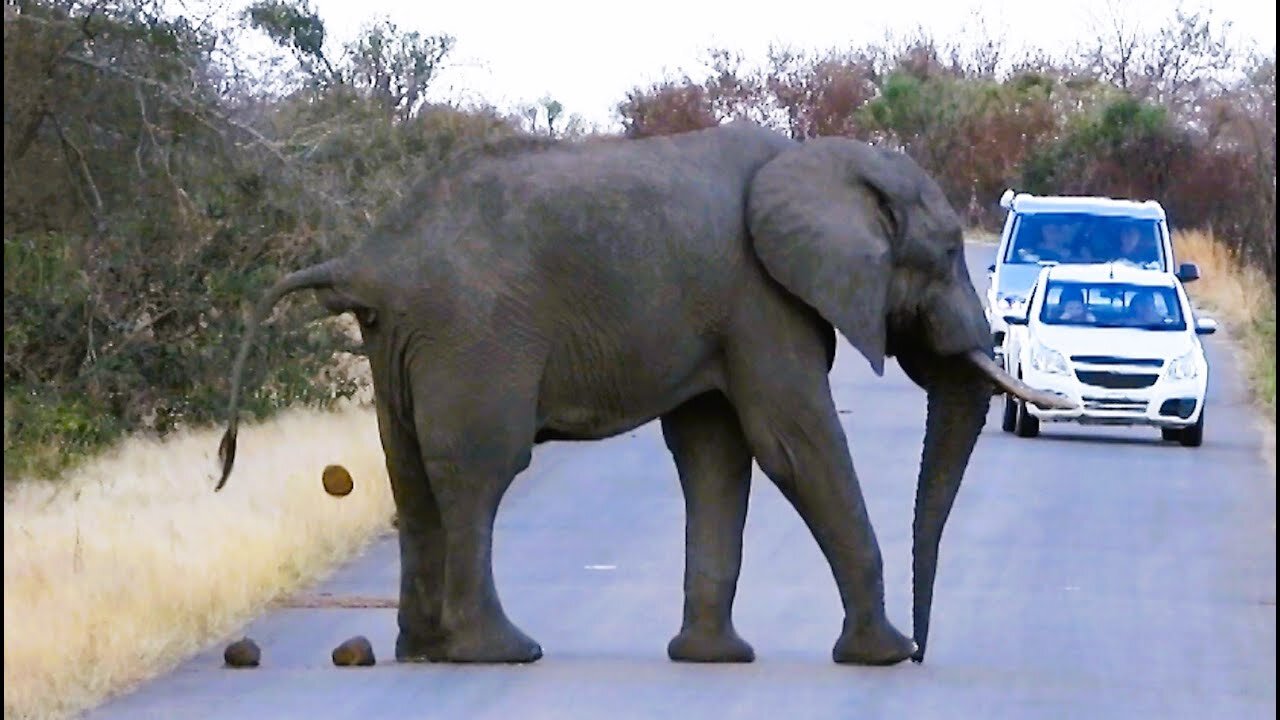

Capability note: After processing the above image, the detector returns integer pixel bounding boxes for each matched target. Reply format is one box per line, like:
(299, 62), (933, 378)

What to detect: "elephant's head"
(747, 137), (1070, 662)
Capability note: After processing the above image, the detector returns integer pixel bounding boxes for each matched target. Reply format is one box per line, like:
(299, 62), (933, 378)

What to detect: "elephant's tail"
(215, 259), (343, 491)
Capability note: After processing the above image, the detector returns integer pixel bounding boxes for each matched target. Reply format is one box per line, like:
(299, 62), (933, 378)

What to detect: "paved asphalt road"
(91, 245), (1276, 720)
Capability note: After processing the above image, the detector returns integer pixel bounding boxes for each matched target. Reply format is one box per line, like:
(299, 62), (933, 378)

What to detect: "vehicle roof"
(1008, 193), (1166, 220)
(1040, 262), (1179, 287)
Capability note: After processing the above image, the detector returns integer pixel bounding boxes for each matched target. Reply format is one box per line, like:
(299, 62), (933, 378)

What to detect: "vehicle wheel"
(1014, 399), (1040, 438)
(1002, 394), (1017, 433)
(1160, 427), (1180, 442)
(1178, 410), (1204, 448)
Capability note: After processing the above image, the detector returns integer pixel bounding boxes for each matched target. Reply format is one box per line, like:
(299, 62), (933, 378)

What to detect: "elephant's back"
(370, 124), (789, 341)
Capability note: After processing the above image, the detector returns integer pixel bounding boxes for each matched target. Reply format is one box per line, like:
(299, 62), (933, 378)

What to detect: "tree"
(343, 18), (454, 122)
(1079, 3), (1238, 116)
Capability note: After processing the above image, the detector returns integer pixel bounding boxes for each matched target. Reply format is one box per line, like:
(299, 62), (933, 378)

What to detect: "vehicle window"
(1004, 213), (1163, 269)
(1038, 280), (1186, 330)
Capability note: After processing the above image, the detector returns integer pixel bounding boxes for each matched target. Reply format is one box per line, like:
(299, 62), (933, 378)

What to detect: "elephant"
(214, 120), (1068, 666)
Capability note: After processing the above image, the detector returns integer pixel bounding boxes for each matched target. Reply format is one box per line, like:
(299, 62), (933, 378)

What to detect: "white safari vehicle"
(999, 263), (1217, 447)
(985, 190), (1202, 366)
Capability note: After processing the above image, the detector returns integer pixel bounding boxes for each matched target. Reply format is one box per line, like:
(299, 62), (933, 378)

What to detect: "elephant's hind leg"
(661, 392), (756, 663)
(412, 395), (542, 664)
(373, 400), (448, 662)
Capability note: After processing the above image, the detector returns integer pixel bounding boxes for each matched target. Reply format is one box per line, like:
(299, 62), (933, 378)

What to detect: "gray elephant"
(215, 120), (1066, 666)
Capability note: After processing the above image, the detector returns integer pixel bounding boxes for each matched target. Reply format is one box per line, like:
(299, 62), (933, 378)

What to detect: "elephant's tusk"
(965, 350), (1077, 411)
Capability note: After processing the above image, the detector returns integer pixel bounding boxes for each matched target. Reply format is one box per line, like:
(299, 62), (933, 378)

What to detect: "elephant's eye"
(354, 307), (378, 328)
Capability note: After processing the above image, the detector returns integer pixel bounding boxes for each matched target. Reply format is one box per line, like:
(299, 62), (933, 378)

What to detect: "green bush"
(2, 1), (523, 481)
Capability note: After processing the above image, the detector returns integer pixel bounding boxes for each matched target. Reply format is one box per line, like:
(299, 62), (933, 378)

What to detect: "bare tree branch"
(50, 112), (107, 238)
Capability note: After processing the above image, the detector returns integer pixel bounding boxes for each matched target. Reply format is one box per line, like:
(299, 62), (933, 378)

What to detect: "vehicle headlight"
(1166, 351), (1199, 380)
(1029, 341), (1070, 375)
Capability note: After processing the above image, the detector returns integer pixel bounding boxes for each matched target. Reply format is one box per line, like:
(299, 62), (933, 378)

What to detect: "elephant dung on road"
(214, 120), (1068, 666)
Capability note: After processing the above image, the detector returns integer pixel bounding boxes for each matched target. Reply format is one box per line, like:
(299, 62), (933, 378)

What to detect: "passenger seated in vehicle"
(1128, 290), (1166, 325)
(1112, 226), (1160, 267)
(1055, 287), (1096, 323)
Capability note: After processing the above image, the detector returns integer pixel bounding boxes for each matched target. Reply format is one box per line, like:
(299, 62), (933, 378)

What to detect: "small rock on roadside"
(224, 637), (261, 668)
(332, 635), (376, 667)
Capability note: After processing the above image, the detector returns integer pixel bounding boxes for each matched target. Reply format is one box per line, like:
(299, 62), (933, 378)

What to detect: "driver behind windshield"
(1111, 225), (1160, 267)
(1128, 290), (1167, 325)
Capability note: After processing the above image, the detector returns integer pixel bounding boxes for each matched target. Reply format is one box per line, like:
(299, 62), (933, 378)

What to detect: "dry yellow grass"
(3, 403), (394, 720)
(1174, 229), (1274, 329)
(1172, 228), (1276, 420)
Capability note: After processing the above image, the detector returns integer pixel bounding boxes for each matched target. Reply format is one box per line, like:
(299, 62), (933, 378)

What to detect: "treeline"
(617, 19), (1275, 276)
(3, 0), (1275, 478)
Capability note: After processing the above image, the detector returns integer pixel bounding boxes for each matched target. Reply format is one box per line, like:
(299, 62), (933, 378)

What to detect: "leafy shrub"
(2, 1), (522, 480)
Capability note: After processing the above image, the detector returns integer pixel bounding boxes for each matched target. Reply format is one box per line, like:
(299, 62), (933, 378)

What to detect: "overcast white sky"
(294, 0), (1276, 129)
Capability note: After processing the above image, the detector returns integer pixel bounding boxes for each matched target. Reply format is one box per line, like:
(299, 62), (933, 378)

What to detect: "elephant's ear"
(747, 138), (910, 376)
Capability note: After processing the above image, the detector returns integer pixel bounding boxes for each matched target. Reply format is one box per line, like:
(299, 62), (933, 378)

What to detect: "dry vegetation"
(1173, 228), (1277, 420)
(2, 403), (393, 720)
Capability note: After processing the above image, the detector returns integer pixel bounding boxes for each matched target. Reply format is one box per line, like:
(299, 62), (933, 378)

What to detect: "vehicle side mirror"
(1177, 262), (1201, 283)
(1003, 314), (1029, 326)
(986, 263), (996, 274)
(1194, 317), (1218, 335)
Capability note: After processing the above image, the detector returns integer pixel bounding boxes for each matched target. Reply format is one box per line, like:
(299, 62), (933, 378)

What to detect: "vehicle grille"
(1082, 396), (1148, 412)
(1075, 370), (1160, 389)
(1070, 355), (1164, 368)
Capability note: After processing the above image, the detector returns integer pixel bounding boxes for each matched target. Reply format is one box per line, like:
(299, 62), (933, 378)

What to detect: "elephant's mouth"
(965, 350), (1076, 410)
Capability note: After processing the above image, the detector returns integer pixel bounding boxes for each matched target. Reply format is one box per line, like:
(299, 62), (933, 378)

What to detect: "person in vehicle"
(1055, 287), (1096, 323)
(1113, 226), (1160, 267)
(1037, 221), (1075, 262)
(1037, 219), (1102, 263)
(1129, 290), (1166, 325)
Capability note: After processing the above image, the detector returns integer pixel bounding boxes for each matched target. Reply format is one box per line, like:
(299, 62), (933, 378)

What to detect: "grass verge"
(1172, 228), (1276, 421)
(2, 403), (394, 720)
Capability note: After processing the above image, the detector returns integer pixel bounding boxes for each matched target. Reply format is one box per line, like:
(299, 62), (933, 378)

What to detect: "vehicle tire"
(1014, 399), (1040, 438)
(1161, 427), (1180, 442)
(1002, 394), (1017, 432)
(1178, 410), (1204, 448)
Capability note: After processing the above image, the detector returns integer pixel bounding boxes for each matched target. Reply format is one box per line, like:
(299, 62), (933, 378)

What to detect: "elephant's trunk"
(910, 370), (988, 663)
(215, 259), (344, 491)
(966, 349), (1075, 411)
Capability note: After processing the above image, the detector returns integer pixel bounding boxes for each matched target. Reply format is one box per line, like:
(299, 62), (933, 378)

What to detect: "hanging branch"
(50, 113), (108, 239)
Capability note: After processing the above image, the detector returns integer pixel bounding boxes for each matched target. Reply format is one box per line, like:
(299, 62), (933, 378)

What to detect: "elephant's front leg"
(661, 392), (756, 663)
(374, 404), (447, 662)
(727, 330), (916, 666)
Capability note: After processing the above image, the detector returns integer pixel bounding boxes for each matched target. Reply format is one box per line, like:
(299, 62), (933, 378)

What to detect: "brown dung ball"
(322, 464), (354, 497)
(332, 635), (376, 667)
(224, 637), (261, 668)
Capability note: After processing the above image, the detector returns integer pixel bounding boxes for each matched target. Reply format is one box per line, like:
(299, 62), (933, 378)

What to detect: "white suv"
(986, 190), (1202, 365)
(998, 263), (1217, 446)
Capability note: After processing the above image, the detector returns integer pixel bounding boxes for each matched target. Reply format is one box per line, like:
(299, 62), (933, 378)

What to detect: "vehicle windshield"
(1038, 280), (1186, 331)
(1005, 213), (1164, 269)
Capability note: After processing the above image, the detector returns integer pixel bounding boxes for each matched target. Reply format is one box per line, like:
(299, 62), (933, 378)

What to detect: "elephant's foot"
(395, 628), (449, 663)
(832, 618), (916, 666)
(667, 626), (755, 663)
(438, 620), (543, 664)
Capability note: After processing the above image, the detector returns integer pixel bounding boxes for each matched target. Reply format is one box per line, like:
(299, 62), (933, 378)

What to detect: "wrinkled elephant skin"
(216, 121), (1045, 666)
